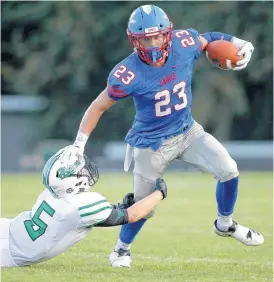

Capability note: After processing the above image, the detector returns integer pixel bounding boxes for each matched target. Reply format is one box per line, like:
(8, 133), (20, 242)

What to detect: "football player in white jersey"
(0, 149), (167, 268)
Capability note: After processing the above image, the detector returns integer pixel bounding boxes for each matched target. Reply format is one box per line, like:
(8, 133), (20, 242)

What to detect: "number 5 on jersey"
(155, 81), (187, 117)
(24, 201), (55, 241)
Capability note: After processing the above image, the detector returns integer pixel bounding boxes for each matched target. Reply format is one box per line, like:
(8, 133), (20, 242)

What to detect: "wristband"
(74, 132), (89, 150)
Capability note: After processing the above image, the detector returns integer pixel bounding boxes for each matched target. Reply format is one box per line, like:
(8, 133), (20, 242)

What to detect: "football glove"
(60, 132), (88, 170)
(232, 37), (254, 71)
(154, 178), (167, 199)
(59, 144), (85, 171)
(112, 193), (135, 210)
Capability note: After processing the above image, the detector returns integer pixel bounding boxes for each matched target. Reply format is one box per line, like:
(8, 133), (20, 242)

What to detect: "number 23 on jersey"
(155, 80), (188, 117)
(113, 66), (188, 117)
(114, 65), (135, 85)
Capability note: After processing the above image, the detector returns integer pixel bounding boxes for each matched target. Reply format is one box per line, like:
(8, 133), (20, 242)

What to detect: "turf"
(1, 172), (273, 282)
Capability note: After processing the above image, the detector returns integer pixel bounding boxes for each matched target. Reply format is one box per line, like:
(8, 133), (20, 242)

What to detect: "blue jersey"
(107, 29), (202, 150)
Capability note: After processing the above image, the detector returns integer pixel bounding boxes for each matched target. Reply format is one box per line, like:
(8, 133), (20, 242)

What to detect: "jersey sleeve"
(107, 63), (136, 101)
(75, 192), (113, 228)
(173, 28), (202, 60)
(187, 28), (202, 59)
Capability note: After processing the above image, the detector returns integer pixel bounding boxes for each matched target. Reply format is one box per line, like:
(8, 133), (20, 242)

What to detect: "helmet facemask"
(127, 26), (173, 65)
(76, 156), (99, 190)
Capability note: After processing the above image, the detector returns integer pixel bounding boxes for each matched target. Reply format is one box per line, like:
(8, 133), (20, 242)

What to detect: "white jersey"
(8, 189), (112, 266)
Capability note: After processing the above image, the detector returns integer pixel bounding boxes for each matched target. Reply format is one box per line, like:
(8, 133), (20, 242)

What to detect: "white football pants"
(0, 218), (18, 267)
(125, 121), (239, 218)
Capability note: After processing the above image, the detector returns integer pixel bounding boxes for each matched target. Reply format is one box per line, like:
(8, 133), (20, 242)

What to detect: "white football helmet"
(42, 148), (99, 198)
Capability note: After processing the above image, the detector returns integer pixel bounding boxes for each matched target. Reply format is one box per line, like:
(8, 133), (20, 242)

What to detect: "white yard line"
(66, 251), (272, 266)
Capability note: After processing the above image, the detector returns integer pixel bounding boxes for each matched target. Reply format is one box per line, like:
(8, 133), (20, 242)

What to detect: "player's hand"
(154, 178), (167, 199)
(122, 193), (135, 208)
(233, 42), (254, 71)
(59, 144), (85, 171)
(113, 193), (135, 209)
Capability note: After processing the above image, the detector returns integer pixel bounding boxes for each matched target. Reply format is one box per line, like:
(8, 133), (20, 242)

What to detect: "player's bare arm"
(126, 189), (164, 223)
(60, 88), (116, 166)
(79, 87), (116, 136)
(96, 179), (167, 227)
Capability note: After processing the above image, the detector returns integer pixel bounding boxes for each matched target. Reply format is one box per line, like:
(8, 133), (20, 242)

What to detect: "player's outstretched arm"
(78, 88), (116, 137)
(60, 88), (116, 166)
(126, 190), (164, 223)
(96, 179), (167, 227)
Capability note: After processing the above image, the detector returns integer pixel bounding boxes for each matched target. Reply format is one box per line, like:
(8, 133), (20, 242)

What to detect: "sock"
(115, 218), (147, 251)
(217, 214), (233, 231)
(216, 177), (238, 231)
(114, 238), (131, 252)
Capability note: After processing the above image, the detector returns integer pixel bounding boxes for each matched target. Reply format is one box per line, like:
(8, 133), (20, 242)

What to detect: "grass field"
(1, 172), (273, 282)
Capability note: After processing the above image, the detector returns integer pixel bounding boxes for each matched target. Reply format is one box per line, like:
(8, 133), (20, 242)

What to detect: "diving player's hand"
(122, 193), (135, 208)
(232, 38), (254, 71)
(60, 144), (85, 171)
(154, 178), (167, 200)
(113, 193), (135, 209)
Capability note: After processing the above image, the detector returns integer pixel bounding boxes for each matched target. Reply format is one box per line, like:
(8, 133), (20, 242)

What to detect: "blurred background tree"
(1, 1), (273, 143)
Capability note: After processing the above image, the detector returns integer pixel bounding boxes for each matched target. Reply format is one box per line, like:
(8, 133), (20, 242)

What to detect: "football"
(205, 40), (243, 70)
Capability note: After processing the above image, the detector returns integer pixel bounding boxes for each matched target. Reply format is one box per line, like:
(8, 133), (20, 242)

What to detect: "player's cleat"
(214, 220), (264, 246)
(109, 248), (131, 268)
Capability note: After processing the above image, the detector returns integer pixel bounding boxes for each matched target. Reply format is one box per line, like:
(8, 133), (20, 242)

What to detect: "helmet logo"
(145, 27), (159, 34)
(56, 160), (82, 180)
(66, 188), (74, 194)
(142, 5), (152, 15)
(57, 167), (73, 179)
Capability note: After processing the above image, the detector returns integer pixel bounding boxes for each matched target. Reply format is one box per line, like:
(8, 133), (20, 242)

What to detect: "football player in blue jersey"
(60, 4), (264, 267)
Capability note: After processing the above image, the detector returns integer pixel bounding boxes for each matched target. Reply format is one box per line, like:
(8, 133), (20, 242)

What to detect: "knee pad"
(219, 157), (239, 182)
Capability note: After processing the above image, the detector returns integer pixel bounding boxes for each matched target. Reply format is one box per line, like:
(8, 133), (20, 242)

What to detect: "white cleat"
(109, 248), (131, 268)
(214, 220), (264, 246)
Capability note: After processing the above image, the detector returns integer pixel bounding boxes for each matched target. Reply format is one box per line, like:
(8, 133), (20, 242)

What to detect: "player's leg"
(109, 176), (157, 267)
(110, 144), (172, 267)
(0, 218), (18, 267)
(179, 130), (264, 246)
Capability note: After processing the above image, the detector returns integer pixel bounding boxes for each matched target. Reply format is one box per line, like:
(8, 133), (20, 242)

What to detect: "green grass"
(1, 172), (273, 282)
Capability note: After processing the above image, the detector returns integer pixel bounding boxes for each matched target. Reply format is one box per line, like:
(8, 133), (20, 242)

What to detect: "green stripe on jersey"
(78, 200), (108, 211)
(80, 206), (112, 217)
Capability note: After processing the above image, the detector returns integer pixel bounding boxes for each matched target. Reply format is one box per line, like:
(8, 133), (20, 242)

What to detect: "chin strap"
(151, 50), (158, 64)
(147, 47), (163, 64)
